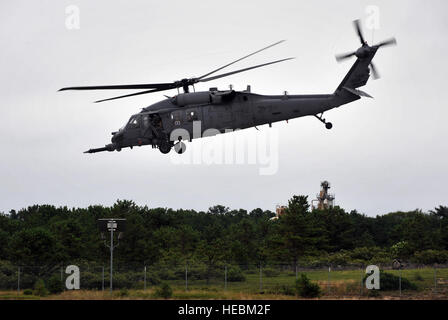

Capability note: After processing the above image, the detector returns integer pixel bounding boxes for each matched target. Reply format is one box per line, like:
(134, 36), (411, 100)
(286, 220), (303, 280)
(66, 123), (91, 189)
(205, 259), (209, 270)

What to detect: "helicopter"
(59, 20), (396, 154)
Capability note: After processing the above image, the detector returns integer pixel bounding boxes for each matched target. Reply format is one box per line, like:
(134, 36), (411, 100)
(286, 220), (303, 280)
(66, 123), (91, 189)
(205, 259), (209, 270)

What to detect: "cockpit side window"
(127, 116), (140, 128)
(142, 115), (149, 128)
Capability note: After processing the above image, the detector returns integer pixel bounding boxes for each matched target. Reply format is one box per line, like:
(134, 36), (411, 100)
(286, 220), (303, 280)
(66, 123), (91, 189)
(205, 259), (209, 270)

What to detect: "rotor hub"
(355, 46), (371, 59)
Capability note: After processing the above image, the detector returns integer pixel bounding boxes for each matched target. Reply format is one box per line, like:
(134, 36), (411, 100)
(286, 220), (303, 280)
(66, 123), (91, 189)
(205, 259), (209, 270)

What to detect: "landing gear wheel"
(158, 140), (172, 154)
(174, 141), (186, 154)
(314, 114), (333, 130)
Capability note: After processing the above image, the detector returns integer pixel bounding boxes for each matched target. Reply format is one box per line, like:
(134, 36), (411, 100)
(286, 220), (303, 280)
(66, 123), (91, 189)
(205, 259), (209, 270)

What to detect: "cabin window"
(186, 110), (198, 121)
(171, 111), (182, 126)
(171, 111), (181, 121)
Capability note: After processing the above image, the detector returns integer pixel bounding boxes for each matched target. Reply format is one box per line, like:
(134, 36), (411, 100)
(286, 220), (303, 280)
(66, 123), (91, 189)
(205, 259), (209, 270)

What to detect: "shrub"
(295, 274), (321, 298)
(367, 289), (381, 297)
(154, 283), (173, 299)
(23, 289), (33, 295)
(157, 269), (178, 280)
(118, 288), (129, 297)
(80, 271), (103, 290)
(391, 241), (412, 260)
(227, 266), (245, 282)
(381, 272), (417, 291)
(363, 271), (417, 291)
(328, 251), (350, 267)
(263, 268), (280, 277)
(112, 273), (135, 289)
(414, 273), (424, 281)
(280, 285), (295, 296)
(412, 250), (448, 265)
(0, 261), (17, 290)
(281, 285), (296, 296)
(33, 279), (48, 297)
(349, 247), (376, 261)
(182, 264), (208, 280)
(47, 275), (64, 294)
(20, 273), (39, 290)
(244, 268), (257, 275)
(267, 284), (295, 296)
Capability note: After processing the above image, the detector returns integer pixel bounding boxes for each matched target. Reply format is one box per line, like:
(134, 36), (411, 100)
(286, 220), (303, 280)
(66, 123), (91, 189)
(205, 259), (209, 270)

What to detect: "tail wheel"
(174, 141), (186, 154)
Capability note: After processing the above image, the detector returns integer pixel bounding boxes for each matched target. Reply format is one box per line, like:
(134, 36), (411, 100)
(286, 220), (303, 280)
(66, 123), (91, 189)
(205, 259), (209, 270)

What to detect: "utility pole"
(109, 225), (114, 292)
(17, 267), (20, 294)
(97, 218), (126, 293)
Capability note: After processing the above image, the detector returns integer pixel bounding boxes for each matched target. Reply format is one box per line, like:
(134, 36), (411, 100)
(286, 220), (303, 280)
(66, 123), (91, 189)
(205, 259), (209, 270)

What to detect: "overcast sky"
(0, 0), (447, 216)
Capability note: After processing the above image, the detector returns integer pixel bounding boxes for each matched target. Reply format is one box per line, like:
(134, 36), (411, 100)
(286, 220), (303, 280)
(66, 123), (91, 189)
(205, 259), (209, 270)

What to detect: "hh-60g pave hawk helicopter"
(59, 20), (396, 154)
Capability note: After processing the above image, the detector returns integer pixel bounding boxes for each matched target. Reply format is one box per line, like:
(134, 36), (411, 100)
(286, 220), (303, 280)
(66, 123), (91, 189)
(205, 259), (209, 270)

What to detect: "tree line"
(0, 196), (447, 269)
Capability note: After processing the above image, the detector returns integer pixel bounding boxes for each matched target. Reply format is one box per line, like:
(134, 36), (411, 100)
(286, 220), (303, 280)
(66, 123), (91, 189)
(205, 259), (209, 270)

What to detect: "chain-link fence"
(1, 262), (447, 298)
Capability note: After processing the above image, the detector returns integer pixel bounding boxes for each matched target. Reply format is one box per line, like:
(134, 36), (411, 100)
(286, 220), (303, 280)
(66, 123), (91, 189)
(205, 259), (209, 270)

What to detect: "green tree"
(275, 196), (327, 265)
(295, 273), (321, 298)
(196, 224), (229, 284)
(50, 220), (84, 262)
(9, 228), (62, 267)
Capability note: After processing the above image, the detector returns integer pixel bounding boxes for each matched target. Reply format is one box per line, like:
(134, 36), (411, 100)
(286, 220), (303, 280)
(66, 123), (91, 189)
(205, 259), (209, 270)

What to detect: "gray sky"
(0, 0), (447, 216)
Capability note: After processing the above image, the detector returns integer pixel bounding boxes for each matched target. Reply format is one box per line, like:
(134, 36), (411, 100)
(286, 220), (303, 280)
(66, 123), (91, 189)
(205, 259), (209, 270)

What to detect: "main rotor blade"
(197, 40), (286, 80)
(94, 87), (172, 103)
(59, 83), (174, 91)
(199, 57), (294, 83)
(353, 19), (366, 44)
(335, 51), (356, 62)
(375, 37), (397, 48)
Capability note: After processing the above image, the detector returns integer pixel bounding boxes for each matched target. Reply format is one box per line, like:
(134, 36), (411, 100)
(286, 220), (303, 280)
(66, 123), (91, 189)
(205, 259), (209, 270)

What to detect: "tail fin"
(335, 56), (374, 93)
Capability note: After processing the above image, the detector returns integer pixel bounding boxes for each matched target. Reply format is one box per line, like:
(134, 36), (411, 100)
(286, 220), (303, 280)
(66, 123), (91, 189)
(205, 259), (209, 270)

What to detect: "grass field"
(1, 268), (447, 300)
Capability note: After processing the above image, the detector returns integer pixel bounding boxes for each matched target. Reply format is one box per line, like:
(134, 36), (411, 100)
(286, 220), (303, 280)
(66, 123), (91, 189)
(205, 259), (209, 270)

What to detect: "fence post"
(327, 266), (331, 295)
(224, 265), (227, 290)
(434, 267), (437, 294)
(399, 269), (402, 297)
(259, 264), (263, 292)
(144, 266), (147, 291)
(17, 266), (20, 294)
(185, 263), (188, 291)
(360, 267), (363, 296)
(295, 263), (298, 280)
(102, 266), (105, 292)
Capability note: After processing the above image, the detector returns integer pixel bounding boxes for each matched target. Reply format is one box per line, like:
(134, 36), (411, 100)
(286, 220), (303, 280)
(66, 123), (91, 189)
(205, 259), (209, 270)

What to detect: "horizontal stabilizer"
(343, 86), (373, 98)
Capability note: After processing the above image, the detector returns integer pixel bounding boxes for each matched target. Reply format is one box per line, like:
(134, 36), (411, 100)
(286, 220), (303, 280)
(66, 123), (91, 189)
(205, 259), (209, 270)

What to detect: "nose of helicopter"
(111, 131), (123, 144)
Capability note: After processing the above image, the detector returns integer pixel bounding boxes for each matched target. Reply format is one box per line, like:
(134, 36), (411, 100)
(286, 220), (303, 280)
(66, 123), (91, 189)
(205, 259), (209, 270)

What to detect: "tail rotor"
(335, 19), (397, 79)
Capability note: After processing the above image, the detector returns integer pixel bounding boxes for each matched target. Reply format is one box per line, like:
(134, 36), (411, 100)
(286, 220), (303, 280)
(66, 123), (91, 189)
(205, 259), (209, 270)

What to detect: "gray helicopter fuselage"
(100, 39), (384, 154)
(112, 88), (359, 150)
